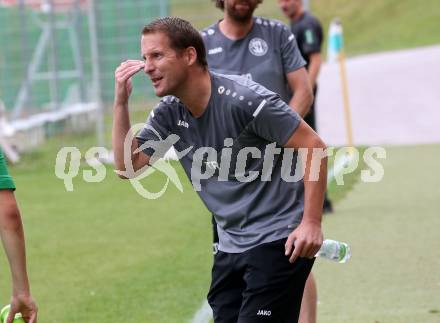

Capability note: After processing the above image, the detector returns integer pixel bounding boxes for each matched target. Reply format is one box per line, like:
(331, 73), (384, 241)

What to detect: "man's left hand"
(285, 220), (323, 263)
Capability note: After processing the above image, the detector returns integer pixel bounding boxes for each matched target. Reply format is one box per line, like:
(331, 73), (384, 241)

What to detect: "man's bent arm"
(0, 190), (38, 322)
(283, 121), (326, 262)
(112, 60), (150, 179)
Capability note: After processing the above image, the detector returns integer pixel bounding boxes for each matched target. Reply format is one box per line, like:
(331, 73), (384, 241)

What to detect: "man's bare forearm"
(283, 122), (326, 261)
(302, 143), (327, 225)
(112, 103), (137, 173)
(288, 87), (313, 118)
(113, 61), (148, 177)
(0, 197), (30, 294)
(283, 122), (327, 224)
(2, 228), (30, 294)
(286, 68), (314, 118)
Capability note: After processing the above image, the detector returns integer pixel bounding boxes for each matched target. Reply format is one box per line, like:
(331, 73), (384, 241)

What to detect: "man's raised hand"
(114, 60), (145, 106)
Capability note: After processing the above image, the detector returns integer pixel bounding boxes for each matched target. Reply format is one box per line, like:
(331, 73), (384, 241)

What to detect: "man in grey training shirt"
(112, 17), (326, 323)
(203, 1), (318, 321)
(202, 0), (312, 117)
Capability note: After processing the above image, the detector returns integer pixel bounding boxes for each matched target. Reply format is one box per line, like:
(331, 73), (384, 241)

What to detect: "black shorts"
(207, 238), (315, 323)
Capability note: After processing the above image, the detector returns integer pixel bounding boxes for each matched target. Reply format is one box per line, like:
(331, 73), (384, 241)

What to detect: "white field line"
(190, 300), (213, 323)
(190, 152), (355, 323)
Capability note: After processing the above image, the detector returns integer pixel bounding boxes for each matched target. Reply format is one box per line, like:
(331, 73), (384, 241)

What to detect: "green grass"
(19, 169), (211, 322)
(327, 147), (367, 204)
(1, 136), (213, 322)
(315, 144), (440, 323)
(311, 0), (440, 56)
(172, 0), (440, 56)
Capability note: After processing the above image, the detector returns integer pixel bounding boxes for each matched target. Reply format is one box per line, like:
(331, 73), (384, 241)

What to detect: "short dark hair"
(142, 17), (208, 69)
(213, 0), (263, 10)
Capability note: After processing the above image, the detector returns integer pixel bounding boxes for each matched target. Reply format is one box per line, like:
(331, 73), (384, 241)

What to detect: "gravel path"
(316, 45), (440, 146)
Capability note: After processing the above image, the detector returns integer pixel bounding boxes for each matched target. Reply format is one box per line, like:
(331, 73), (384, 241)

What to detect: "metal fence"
(0, 0), (168, 154)
(0, 0), (168, 116)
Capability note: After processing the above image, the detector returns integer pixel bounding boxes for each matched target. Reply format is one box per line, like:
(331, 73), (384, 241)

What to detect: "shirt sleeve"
(136, 104), (173, 159)
(280, 25), (307, 74)
(248, 94), (302, 146)
(0, 148), (16, 190)
(300, 20), (323, 56)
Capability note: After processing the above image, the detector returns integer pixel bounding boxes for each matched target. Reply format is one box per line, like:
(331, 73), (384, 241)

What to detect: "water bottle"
(0, 305), (25, 323)
(315, 239), (351, 263)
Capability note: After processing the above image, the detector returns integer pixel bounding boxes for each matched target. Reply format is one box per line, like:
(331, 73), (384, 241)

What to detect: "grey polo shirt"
(201, 16), (306, 103)
(137, 72), (305, 253)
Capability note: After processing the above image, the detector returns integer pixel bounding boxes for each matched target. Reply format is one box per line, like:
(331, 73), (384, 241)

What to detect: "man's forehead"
(225, 0), (260, 4)
(141, 32), (171, 50)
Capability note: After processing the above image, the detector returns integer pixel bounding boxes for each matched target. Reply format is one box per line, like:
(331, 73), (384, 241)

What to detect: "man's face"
(278, 0), (299, 19)
(141, 32), (188, 97)
(224, 0), (260, 22)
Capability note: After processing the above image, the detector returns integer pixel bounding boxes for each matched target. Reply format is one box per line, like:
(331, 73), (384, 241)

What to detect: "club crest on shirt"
(249, 37), (268, 56)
